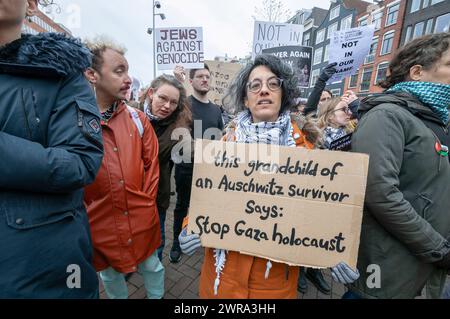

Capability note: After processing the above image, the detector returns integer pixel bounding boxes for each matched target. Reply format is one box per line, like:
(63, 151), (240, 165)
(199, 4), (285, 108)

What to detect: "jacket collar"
(0, 33), (91, 78)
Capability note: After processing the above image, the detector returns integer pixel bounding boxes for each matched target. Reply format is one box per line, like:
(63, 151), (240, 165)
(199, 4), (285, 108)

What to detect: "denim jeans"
(99, 251), (165, 299)
(342, 290), (363, 299)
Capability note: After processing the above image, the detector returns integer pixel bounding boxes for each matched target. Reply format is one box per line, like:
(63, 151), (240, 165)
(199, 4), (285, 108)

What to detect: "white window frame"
(380, 31), (395, 55)
(413, 21), (425, 40)
(404, 25), (413, 43)
(410, 0), (421, 13)
(327, 22), (339, 40)
(348, 72), (359, 89)
(341, 14), (353, 31)
(313, 47), (323, 65)
(316, 29), (325, 44)
(434, 13), (450, 33)
(310, 69), (320, 88)
(425, 18), (434, 34)
(385, 2), (400, 27)
(375, 62), (389, 85)
(330, 5), (341, 21)
(323, 44), (329, 62)
(372, 11), (384, 31)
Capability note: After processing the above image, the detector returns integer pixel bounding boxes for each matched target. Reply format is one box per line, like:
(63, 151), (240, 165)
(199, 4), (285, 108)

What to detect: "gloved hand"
(178, 228), (201, 256)
(331, 262), (360, 284)
(319, 62), (338, 82)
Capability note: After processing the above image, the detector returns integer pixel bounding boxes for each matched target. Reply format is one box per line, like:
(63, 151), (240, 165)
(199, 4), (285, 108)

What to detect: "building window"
(330, 5), (340, 21)
(435, 13), (450, 33)
(422, 0), (430, 8)
(410, 0), (421, 13)
(404, 25), (413, 43)
(413, 22), (424, 39)
(365, 38), (378, 64)
(372, 11), (383, 30)
(323, 44), (329, 62)
(375, 62), (389, 85)
(359, 17), (368, 26)
(425, 19), (434, 34)
(310, 69), (320, 87)
(327, 22), (339, 40)
(313, 47), (323, 65)
(316, 29), (325, 44)
(431, 0), (444, 4)
(341, 15), (353, 30)
(331, 89), (341, 97)
(303, 33), (311, 46)
(381, 31), (395, 55)
(386, 3), (400, 26)
(360, 68), (373, 92)
(348, 72), (359, 88)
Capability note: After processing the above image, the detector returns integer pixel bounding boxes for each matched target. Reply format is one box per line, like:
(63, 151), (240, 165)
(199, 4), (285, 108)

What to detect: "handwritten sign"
(328, 25), (375, 82)
(329, 133), (353, 151)
(187, 140), (369, 269)
(262, 46), (313, 88)
(156, 27), (204, 70)
(252, 21), (304, 59)
(184, 60), (242, 108)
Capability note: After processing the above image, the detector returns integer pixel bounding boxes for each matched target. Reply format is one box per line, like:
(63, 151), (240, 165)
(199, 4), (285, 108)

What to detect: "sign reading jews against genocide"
(252, 21), (304, 59)
(262, 45), (313, 88)
(187, 140), (369, 269)
(156, 27), (204, 70)
(328, 25), (375, 83)
(184, 60), (242, 108)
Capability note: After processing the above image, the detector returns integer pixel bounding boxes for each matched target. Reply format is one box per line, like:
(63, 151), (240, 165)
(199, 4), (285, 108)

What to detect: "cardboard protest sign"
(328, 25), (375, 83)
(187, 140), (369, 269)
(156, 27), (204, 70)
(262, 46), (313, 88)
(252, 21), (304, 59)
(183, 60), (242, 107)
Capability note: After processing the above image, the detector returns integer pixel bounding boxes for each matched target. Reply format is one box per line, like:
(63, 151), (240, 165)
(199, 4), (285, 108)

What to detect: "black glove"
(319, 62), (338, 82)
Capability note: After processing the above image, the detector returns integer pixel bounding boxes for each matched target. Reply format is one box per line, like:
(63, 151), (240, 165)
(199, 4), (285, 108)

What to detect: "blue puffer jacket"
(0, 33), (103, 298)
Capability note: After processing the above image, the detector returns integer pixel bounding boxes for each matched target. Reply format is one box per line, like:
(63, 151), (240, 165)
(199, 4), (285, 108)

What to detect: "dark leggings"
(172, 165), (193, 248)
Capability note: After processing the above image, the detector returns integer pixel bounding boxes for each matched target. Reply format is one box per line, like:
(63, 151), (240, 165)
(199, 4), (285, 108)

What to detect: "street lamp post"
(152, 0), (166, 79)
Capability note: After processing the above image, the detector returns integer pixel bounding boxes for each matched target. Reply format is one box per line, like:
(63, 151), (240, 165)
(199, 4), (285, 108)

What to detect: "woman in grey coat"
(348, 33), (450, 299)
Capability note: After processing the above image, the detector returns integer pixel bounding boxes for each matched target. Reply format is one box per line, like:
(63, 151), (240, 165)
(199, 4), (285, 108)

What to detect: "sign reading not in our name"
(187, 140), (369, 269)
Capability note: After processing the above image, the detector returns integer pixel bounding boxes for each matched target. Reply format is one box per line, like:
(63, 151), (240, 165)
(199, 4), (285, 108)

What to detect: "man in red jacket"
(83, 38), (164, 299)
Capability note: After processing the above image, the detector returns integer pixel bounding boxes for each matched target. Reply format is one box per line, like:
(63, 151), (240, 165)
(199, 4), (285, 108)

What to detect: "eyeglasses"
(333, 106), (352, 114)
(155, 94), (178, 109)
(246, 77), (283, 93)
(320, 97), (332, 103)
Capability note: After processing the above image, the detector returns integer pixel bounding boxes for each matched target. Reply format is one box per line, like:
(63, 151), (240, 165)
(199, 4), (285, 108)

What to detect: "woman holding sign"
(178, 54), (360, 299)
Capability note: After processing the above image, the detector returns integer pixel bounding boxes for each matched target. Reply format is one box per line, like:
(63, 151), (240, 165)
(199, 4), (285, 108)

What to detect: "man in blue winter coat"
(0, 0), (103, 298)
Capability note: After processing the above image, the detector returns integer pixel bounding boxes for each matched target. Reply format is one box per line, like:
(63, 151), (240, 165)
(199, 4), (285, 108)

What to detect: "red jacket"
(84, 102), (160, 273)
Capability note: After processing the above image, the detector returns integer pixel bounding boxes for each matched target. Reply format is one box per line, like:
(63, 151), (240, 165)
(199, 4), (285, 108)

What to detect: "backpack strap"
(126, 104), (144, 138)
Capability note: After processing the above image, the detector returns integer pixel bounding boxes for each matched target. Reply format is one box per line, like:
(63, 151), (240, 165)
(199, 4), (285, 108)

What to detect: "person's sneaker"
(169, 246), (182, 263)
(297, 267), (308, 294)
(305, 268), (331, 295)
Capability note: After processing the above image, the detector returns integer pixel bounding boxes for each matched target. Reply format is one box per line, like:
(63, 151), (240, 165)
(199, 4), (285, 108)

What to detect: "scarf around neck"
(388, 81), (450, 125)
(234, 110), (295, 147)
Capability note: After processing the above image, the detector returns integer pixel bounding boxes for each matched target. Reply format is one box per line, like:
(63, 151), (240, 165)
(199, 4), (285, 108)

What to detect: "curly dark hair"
(223, 54), (300, 114)
(380, 33), (450, 89)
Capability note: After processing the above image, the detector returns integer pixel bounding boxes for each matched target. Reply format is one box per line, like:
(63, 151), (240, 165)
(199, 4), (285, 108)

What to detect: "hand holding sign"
(173, 65), (186, 82)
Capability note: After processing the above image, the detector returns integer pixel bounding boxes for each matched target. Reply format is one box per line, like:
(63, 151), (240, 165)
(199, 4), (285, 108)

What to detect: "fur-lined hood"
(0, 33), (91, 77)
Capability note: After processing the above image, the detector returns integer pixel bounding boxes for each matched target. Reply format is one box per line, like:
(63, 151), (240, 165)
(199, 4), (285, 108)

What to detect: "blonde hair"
(84, 36), (127, 72)
(316, 97), (353, 132)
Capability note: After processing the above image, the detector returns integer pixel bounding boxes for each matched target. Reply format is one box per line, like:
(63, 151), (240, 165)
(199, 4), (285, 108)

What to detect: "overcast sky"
(48, 0), (344, 85)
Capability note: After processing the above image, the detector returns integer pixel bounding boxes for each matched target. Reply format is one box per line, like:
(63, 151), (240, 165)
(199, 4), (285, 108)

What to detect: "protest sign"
(156, 27), (204, 70)
(184, 60), (242, 107)
(262, 46), (313, 88)
(328, 25), (375, 83)
(187, 140), (369, 269)
(252, 21), (304, 59)
(329, 133), (353, 151)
